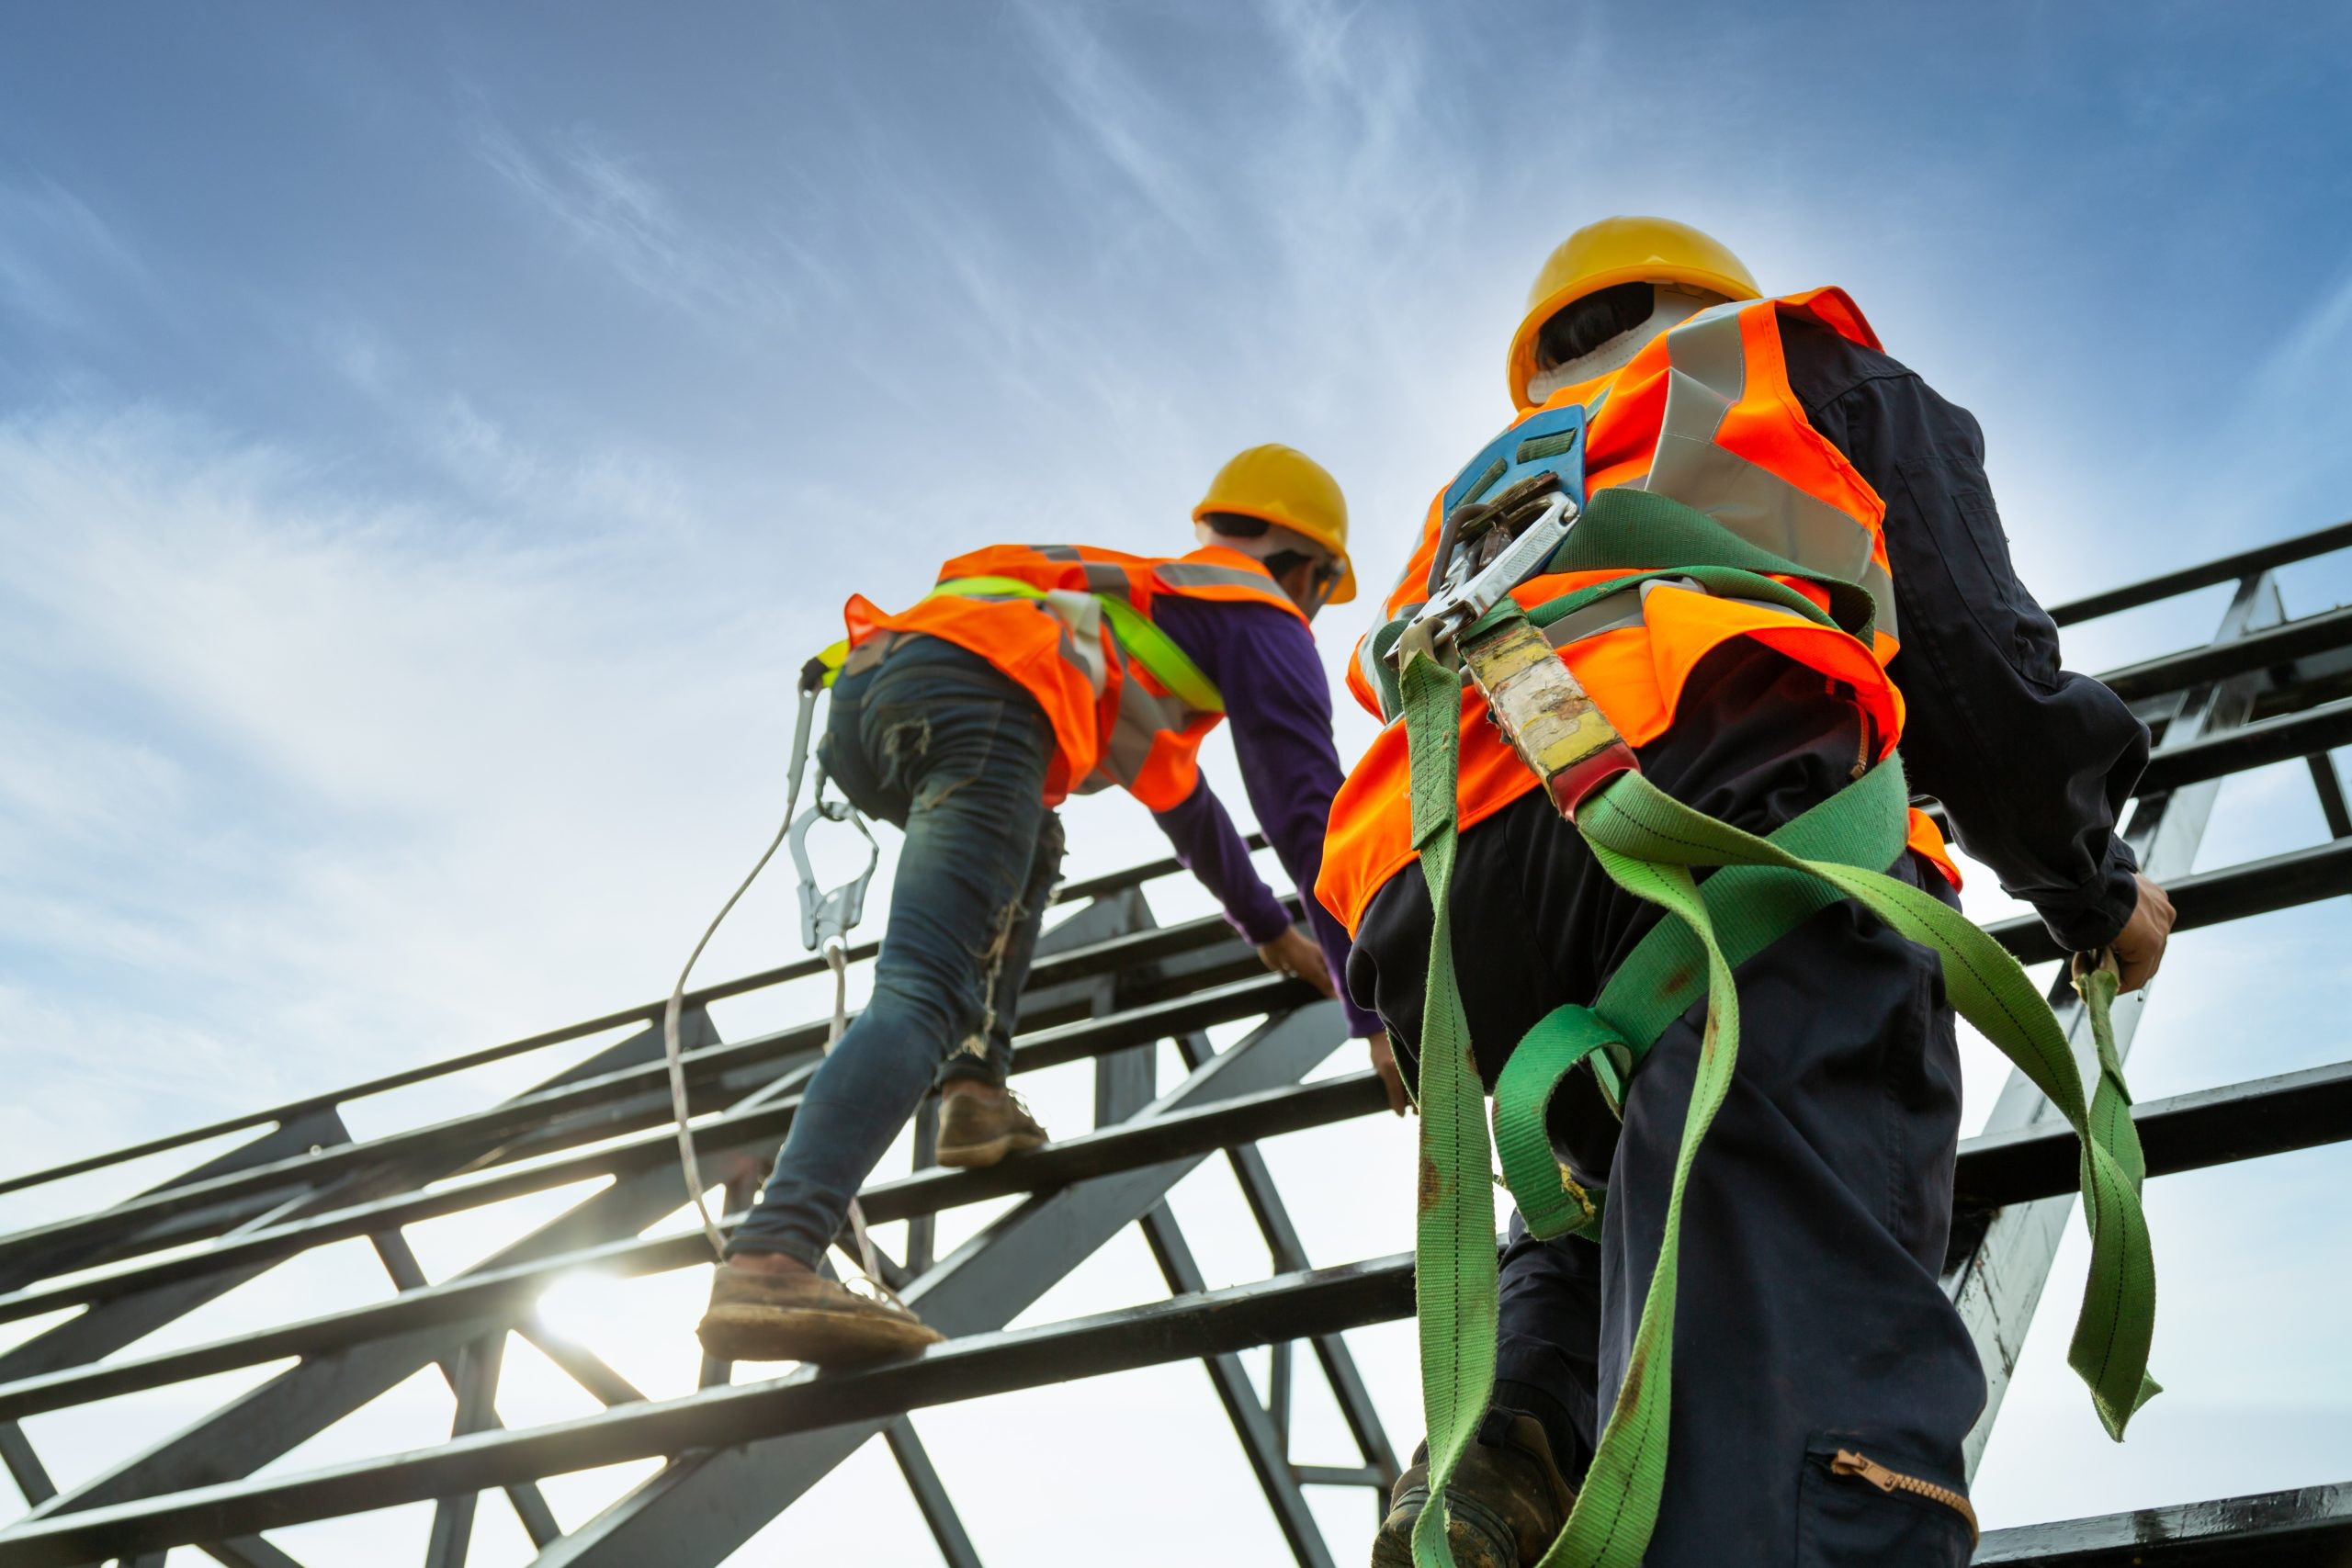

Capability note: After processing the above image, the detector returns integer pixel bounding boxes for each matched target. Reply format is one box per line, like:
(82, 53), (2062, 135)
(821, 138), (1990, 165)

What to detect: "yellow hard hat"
(1192, 443), (1356, 604)
(1506, 216), (1761, 409)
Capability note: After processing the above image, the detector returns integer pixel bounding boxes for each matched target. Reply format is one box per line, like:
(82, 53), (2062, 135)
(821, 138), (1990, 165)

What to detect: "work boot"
(1370, 1413), (1577, 1568)
(934, 1088), (1047, 1168)
(695, 1261), (944, 1366)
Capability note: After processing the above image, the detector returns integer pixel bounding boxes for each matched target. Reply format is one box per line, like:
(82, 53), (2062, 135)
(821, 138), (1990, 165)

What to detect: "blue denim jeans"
(728, 636), (1065, 1266)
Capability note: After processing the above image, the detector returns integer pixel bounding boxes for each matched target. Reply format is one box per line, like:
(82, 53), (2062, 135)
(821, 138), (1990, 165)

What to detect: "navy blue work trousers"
(1349, 648), (1985, 1566)
(729, 636), (1064, 1267)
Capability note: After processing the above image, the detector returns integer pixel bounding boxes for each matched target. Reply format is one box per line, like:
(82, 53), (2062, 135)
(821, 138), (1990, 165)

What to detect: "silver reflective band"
(1539, 591), (1648, 649)
(1158, 560), (1286, 592)
(1636, 305), (1900, 642)
(1095, 641), (1213, 794)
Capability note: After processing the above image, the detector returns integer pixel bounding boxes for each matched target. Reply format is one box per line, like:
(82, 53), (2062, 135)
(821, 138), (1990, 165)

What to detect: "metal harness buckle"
(1406, 474), (1583, 660)
(1394, 471), (1638, 819)
(789, 771), (879, 953)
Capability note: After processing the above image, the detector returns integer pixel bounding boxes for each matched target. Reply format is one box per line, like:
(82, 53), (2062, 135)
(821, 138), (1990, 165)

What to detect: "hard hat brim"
(1507, 261), (1761, 410)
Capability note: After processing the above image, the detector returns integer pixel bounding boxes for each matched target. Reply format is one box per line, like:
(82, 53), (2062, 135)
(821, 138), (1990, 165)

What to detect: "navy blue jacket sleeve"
(1783, 317), (2148, 952)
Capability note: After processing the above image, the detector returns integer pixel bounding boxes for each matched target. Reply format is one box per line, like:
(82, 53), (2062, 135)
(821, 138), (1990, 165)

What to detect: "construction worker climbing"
(696, 444), (1393, 1365)
(1318, 218), (2179, 1566)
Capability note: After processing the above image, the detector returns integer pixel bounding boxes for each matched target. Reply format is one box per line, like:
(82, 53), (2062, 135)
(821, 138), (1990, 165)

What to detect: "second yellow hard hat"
(1192, 444), (1356, 604)
(1507, 216), (1761, 409)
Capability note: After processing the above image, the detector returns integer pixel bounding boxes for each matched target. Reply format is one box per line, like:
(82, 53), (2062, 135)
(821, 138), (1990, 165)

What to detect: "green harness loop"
(1398, 497), (2158, 1568)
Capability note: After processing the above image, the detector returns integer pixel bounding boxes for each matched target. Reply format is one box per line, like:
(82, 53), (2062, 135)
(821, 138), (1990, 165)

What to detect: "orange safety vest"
(843, 543), (1306, 808)
(1317, 288), (1961, 934)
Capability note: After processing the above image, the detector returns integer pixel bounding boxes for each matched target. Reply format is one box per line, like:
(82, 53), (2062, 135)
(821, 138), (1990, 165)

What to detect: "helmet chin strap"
(1525, 285), (1732, 404)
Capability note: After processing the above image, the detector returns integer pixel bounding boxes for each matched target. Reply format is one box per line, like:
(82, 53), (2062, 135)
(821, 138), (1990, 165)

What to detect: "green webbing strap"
(1400, 649), (1502, 1568)
(1363, 616), (1412, 725)
(931, 574), (1226, 713)
(1519, 562), (1861, 644)
(1401, 626), (1741, 1566)
(1490, 1008), (1613, 1243)
(1397, 672), (2158, 1568)
(1554, 487), (1890, 643)
(1488, 758), (1912, 1245)
(1593, 755), (1910, 1064)
(1570, 772), (2160, 1442)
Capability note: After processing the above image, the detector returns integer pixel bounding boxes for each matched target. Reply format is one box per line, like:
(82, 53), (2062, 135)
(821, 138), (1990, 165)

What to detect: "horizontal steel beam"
(1973, 1479), (2352, 1563)
(5, 812), (2347, 1363)
(2049, 516), (2352, 626)
(0, 965), (1317, 1293)
(0, 837), (2335, 1395)
(0, 1068), (1386, 1417)
(1982, 835), (2352, 967)
(8, 1033), (2346, 1435)
(1054, 832), (1266, 905)
(2097, 604), (2352, 704)
(1952, 1056), (2352, 1211)
(0, 1252), (1416, 1562)
(2136, 697), (2352, 795)
(0, 860), (1268, 1204)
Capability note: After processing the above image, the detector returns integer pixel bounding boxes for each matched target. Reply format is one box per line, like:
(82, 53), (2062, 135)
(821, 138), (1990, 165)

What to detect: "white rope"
(663, 685), (820, 1261)
(824, 940), (894, 1296)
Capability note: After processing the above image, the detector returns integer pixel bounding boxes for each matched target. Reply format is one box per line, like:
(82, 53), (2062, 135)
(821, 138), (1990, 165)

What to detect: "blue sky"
(4, 2), (2352, 1562)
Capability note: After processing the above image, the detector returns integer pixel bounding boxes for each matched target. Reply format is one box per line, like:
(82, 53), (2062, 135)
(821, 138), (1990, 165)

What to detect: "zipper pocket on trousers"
(1828, 1449), (1979, 1546)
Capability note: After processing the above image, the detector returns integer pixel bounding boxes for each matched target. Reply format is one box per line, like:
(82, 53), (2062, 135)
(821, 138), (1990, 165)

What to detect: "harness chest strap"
(1398, 648), (2158, 1568)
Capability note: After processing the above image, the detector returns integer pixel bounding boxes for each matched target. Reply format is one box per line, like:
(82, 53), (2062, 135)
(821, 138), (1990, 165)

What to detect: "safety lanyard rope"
(1396, 599), (2156, 1567)
(662, 669), (900, 1305)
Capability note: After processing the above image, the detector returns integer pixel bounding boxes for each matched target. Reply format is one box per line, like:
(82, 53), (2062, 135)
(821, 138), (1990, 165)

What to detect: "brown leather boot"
(934, 1088), (1048, 1168)
(1370, 1413), (1577, 1568)
(695, 1262), (944, 1365)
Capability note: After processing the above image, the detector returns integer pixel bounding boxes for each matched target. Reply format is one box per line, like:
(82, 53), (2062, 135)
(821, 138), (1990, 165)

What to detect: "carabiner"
(789, 769), (879, 953)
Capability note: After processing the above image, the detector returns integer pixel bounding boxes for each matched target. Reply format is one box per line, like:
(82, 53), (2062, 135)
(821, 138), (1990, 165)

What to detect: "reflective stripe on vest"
(1637, 299), (1898, 645)
(842, 543), (1302, 808)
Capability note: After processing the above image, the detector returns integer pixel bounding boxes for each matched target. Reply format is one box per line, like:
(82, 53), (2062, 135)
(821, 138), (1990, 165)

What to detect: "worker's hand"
(1367, 1030), (1409, 1116)
(1256, 925), (1336, 998)
(2109, 873), (2177, 992)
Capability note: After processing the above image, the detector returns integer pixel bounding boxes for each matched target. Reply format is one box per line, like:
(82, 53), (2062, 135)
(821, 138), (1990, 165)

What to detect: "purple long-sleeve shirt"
(1148, 596), (1383, 1039)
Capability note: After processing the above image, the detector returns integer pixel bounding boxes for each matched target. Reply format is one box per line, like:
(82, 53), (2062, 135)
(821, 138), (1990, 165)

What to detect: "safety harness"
(1384, 479), (2157, 1568)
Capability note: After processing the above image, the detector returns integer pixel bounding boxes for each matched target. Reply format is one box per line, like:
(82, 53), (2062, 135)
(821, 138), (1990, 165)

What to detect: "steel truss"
(2, 522), (2350, 1565)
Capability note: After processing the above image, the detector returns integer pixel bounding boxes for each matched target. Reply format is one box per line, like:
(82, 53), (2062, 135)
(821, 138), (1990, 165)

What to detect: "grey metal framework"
(1, 520), (2350, 1566)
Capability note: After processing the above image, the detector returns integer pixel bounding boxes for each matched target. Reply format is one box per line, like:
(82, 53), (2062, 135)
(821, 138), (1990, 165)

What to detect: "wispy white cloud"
(0, 405), (848, 1139)
(1012, 0), (1219, 248)
(2215, 256), (2352, 525)
(470, 118), (801, 331)
(0, 173), (146, 332)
